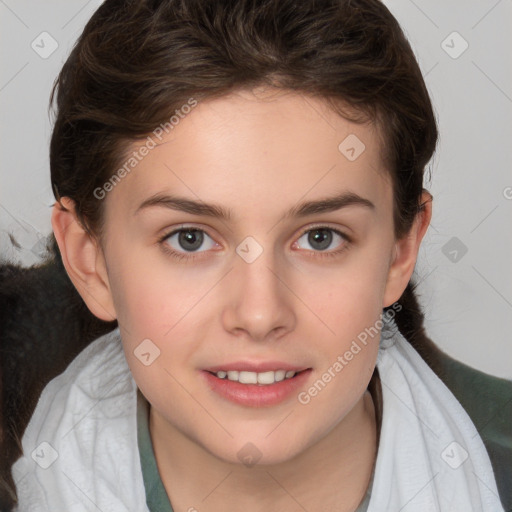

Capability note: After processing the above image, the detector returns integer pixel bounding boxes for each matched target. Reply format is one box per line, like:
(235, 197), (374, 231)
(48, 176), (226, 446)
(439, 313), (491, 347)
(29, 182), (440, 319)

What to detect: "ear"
(383, 190), (432, 307)
(51, 196), (116, 322)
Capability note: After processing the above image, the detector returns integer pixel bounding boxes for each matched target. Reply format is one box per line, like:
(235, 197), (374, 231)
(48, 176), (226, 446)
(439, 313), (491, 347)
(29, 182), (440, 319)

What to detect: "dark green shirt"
(435, 355), (512, 511)
(136, 389), (175, 511)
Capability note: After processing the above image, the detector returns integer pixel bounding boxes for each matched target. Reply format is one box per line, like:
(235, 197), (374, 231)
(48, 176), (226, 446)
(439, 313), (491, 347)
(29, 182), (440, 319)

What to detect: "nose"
(221, 244), (296, 342)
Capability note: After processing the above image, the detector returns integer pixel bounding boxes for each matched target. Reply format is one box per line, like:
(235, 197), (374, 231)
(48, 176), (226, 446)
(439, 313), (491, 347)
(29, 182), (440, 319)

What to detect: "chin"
(205, 435), (309, 468)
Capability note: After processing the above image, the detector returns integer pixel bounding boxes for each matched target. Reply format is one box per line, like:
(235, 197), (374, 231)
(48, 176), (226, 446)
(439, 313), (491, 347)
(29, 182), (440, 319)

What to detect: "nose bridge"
(221, 234), (294, 340)
(238, 237), (281, 297)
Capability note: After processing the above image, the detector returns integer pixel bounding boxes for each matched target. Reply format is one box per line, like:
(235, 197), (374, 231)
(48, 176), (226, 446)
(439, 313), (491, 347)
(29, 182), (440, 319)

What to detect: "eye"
(158, 224), (350, 262)
(293, 225), (350, 257)
(158, 226), (217, 261)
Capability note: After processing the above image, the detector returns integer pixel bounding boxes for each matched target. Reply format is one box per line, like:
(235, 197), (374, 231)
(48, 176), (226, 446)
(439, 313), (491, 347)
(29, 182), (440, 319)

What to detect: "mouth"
(201, 367), (313, 407)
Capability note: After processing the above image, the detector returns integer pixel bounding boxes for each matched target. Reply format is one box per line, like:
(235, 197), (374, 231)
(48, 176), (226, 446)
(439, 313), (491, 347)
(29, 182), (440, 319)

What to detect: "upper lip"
(203, 361), (311, 373)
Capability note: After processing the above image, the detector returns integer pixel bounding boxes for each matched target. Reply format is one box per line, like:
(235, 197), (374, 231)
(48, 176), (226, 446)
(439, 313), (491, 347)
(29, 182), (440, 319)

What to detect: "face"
(93, 87), (400, 465)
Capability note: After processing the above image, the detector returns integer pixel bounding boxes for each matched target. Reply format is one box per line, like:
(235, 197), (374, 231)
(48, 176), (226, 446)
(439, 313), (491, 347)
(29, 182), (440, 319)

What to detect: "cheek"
(107, 247), (193, 335)
(105, 249), (205, 387)
(298, 249), (388, 408)
(301, 272), (383, 423)
(314, 255), (391, 338)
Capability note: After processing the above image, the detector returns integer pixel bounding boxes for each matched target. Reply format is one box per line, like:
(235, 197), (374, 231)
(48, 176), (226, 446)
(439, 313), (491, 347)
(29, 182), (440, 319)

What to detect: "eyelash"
(157, 224), (351, 262)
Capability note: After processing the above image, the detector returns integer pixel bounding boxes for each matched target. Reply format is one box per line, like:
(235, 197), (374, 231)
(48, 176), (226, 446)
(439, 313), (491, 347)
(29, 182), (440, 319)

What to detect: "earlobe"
(51, 197), (117, 322)
(383, 190), (433, 307)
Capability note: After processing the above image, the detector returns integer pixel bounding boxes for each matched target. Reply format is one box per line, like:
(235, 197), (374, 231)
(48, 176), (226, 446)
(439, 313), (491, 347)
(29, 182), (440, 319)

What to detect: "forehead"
(103, 87), (392, 225)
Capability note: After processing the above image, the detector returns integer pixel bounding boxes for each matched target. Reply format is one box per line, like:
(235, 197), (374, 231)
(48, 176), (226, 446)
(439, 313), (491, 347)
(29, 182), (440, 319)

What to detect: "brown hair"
(49, 0), (439, 439)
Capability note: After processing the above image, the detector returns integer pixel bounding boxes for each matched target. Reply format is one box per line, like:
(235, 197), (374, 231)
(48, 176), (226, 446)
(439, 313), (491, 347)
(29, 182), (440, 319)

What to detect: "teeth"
(227, 370), (239, 381)
(274, 370), (286, 382)
(215, 369), (299, 385)
(257, 371), (275, 384)
(239, 371), (258, 384)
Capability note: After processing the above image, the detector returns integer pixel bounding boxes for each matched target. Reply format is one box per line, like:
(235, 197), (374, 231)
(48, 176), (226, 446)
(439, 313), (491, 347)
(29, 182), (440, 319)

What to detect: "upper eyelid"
(297, 223), (350, 238)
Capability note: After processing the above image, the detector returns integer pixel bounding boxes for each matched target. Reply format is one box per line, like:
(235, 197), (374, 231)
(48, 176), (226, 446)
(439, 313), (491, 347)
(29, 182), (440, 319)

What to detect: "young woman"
(8, 0), (506, 510)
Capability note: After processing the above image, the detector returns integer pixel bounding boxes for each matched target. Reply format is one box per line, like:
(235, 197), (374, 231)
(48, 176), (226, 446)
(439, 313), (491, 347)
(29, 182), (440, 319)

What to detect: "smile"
(202, 368), (312, 407)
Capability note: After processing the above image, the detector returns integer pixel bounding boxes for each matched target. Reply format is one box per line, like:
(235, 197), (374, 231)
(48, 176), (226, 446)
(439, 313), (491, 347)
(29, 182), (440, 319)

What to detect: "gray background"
(1, 1), (511, 378)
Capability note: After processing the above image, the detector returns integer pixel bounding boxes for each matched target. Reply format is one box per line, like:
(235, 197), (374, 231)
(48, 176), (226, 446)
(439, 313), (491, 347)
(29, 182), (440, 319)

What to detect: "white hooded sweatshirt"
(11, 319), (504, 511)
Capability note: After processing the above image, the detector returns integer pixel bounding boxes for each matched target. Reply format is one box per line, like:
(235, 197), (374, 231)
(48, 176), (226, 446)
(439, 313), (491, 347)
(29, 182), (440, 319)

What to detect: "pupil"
(309, 229), (331, 251)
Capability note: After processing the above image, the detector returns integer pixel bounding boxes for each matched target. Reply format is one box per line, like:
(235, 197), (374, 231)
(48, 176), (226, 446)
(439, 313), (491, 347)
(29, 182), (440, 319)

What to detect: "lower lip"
(202, 369), (312, 407)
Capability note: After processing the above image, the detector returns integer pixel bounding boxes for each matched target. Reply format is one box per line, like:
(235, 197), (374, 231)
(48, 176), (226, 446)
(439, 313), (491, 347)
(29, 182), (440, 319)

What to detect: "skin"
(52, 86), (431, 512)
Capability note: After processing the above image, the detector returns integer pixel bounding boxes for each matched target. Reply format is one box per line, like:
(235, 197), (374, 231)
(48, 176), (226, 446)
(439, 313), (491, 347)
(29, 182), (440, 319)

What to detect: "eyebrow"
(134, 191), (375, 220)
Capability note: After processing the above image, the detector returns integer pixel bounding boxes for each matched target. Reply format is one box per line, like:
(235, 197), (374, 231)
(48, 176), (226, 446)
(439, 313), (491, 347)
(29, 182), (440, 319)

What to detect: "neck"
(150, 389), (378, 512)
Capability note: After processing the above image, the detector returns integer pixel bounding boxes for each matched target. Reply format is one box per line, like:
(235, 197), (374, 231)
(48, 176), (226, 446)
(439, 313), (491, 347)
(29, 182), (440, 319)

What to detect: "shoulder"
(10, 328), (148, 511)
(18, 327), (134, 449)
(436, 351), (511, 442)
(436, 350), (512, 512)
